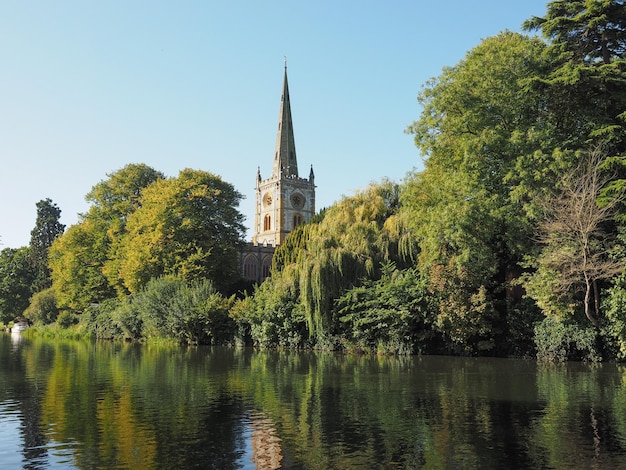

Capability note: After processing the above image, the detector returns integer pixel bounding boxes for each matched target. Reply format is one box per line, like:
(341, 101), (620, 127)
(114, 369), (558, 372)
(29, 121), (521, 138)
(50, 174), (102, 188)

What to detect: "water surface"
(2, 333), (626, 469)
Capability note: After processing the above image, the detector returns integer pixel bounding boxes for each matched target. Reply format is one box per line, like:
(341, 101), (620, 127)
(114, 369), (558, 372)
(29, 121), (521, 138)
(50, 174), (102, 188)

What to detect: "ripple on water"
(0, 401), (22, 468)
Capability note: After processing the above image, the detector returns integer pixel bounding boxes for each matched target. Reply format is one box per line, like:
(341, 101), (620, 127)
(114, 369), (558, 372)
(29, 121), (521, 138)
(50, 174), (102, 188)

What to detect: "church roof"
(272, 63), (299, 178)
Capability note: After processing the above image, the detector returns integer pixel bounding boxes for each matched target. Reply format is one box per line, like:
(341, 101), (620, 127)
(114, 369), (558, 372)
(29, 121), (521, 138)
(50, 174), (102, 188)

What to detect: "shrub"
(81, 299), (124, 340)
(24, 288), (58, 324)
(132, 276), (236, 344)
(56, 311), (78, 328)
(534, 316), (601, 362)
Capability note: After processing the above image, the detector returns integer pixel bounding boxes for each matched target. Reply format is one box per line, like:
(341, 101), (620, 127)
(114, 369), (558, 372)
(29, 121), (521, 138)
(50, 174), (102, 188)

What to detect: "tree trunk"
(584, 276), (598, 326)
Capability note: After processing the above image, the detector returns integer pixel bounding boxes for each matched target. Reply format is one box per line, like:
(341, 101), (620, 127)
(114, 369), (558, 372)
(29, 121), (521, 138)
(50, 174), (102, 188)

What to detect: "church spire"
(272, 61), (298, 178)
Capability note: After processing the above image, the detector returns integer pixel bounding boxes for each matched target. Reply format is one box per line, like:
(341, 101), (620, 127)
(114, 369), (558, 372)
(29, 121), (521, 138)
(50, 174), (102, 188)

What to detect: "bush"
(337, 265), (435, 355)
(111, 301), (143, 340)
(132, 276), (236, 344)
(242, 272), (308, 349)
(534, 316), (601, 362)
(24, 288), (58, 324)
(56, 311), (78, 328)
(81, 299), (125, 340)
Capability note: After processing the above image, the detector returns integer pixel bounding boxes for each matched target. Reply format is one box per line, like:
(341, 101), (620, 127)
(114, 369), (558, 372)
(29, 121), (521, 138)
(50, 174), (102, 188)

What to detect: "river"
(2, 332), (626, 469)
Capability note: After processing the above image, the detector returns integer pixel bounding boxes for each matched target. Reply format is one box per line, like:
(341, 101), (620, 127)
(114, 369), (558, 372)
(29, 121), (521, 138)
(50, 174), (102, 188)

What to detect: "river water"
(2, 332), (626, 469)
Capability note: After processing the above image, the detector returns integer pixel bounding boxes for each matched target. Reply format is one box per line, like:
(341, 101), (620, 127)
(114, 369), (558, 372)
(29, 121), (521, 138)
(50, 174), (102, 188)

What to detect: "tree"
(118, 168), (246, 294)
(404, 32), (551, 353)
(523, 1), (626, 153)
(0, 247), (36, 323)
(29, 198), (65, 292)
(523, 147), (626, 325)
(49, 164), (164, 310)
(49, 218), (112, 311)
(85, 163), (165, 295)
(523, 0), (626, 65)
(23, 287), (58, 324)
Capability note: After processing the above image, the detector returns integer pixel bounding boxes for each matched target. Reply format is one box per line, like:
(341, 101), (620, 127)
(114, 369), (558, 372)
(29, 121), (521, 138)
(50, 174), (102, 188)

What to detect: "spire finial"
(284, 55), (287, 69)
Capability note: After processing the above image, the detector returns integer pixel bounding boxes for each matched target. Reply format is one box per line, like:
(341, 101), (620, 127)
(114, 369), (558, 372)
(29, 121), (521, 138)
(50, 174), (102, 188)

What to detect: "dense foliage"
(0, 247), (35, 323)
(5, 1), (626, 360)
(48, 164), (245, 312)
(236, 1), (626, 360)
(78, 276), (236, 345)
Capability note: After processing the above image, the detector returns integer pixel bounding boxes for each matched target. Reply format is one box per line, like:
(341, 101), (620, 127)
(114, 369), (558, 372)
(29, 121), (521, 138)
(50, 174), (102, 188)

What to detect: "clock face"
(263, 193), (273, 207)
(291, 193), (304, 209)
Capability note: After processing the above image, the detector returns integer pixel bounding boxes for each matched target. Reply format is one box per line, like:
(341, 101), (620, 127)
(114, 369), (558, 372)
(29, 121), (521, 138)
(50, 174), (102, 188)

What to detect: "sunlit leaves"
(118, 168), (245, 294)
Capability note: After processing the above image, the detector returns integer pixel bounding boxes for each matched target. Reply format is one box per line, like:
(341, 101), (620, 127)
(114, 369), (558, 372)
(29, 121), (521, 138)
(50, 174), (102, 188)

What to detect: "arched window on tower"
(293, 214), (303, 228)
(264, 214), (271, 231)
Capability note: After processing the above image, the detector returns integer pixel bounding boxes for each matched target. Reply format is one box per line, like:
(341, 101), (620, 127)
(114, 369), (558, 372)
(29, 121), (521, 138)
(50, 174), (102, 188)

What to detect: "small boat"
(11, 321), (29, 334)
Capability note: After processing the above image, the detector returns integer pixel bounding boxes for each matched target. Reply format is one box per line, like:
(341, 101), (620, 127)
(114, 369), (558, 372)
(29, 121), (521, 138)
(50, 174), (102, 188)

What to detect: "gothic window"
(262, 260), (271, 279)
(243, 258), (258, 280)
(293, 214), (303, 227)
(264, 214), (271, 231)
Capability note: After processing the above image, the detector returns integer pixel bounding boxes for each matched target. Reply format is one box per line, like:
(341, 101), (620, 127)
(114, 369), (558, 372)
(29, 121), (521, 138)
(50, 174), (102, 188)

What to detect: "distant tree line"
(2, 0), (626, 361)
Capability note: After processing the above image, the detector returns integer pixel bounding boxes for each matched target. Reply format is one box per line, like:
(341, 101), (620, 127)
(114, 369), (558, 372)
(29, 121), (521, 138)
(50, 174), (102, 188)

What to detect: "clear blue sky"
(0, 1), (550, 249)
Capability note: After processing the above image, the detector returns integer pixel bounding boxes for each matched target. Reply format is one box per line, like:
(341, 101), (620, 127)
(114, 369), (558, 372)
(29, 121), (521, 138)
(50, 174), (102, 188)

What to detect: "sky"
(0, 0), (550, 249)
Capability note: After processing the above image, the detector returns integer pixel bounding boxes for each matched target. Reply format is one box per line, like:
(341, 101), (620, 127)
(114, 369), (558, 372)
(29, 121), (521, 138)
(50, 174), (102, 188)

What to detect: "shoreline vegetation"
(3, 1), (626, 362)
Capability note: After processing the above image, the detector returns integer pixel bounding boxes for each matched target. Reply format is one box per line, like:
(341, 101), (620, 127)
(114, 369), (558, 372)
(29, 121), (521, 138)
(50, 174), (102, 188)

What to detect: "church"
(240, 65), (316, 283)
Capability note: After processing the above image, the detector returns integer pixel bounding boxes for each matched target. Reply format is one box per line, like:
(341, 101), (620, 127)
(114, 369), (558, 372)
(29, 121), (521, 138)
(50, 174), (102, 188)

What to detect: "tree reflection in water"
(2, 336), (626, 469)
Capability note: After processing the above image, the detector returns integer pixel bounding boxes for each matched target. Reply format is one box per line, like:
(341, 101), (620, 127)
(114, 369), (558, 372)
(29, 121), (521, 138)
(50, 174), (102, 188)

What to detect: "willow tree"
(248, 181), (410, 346)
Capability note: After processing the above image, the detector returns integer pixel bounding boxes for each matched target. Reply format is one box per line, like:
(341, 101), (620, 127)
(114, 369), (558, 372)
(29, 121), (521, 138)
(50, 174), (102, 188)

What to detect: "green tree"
(29, 198), (65, 292)
(49, 218), (112, 311)
(0, 247), (36, 323)
(244, 181), (410, 347)
(86, 163), (165, 295)
(49, 164), (163, 310)
(404, 32), (551, 353)
(523, 0), (626, 153)
(118, 169), (246, 294)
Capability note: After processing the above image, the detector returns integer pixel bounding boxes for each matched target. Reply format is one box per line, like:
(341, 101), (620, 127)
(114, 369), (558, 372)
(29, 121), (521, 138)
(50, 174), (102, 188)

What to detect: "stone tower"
(252, 64), (316, 247)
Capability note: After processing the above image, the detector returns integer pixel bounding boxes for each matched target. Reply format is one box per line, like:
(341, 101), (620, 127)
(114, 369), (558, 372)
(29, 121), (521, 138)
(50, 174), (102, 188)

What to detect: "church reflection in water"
(248, 412), (283, 470)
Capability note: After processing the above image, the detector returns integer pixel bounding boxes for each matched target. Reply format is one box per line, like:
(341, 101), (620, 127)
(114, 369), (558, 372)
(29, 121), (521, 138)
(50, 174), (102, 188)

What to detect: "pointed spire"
(272, 62), (298, 178)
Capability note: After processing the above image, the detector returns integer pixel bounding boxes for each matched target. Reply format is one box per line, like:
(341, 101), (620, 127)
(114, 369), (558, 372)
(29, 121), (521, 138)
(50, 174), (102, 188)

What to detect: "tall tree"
(29, 198), (65, 292)
(86, 163), (165, 295)
(404, 32), (551, 353)
(49, 218), (112, 311)
(523, 0), (626, 153)
(49, 164), (164, 311)
(118, 169), (246, 294)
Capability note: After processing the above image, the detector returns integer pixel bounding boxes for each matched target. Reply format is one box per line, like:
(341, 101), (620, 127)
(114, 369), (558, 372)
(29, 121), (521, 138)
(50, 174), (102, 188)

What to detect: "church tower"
(252, 64), (316, 247)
